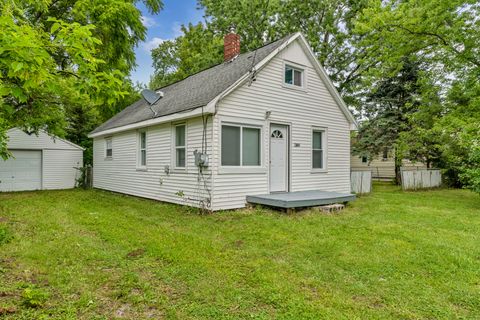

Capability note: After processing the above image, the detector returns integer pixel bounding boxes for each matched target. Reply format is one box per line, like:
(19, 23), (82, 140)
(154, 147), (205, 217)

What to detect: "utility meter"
(194, 150), (209, 168)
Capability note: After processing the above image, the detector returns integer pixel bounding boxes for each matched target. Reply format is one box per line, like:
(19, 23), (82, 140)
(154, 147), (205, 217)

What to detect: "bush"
(21, 286), (49, 308)
(460, 146), (480, 194)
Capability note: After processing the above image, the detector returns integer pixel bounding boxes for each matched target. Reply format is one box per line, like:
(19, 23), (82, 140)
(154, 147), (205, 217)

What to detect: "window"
(138, 131), (147, 167)
(271, 130), (283, 138)
(175, 124), (186, 168)
(312, 130), (324, 169)
(285, 65), (303, 87)
(362, 156), (368, 164)
(221, 124), (261, 166)
(382, 148), (389, 161)
(105, 138), (112, 158)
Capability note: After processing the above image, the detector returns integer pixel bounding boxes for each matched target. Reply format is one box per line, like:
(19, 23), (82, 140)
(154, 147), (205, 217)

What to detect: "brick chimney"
(224, 30), (240, 61)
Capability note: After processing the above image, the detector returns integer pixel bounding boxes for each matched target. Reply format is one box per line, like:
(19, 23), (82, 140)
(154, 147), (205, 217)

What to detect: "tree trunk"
(394, 148), (402, 185)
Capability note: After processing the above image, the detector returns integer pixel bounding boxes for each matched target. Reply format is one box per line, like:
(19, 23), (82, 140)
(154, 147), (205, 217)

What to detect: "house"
(0, 128), (83, 192)
(88, 32), (357, 211)
(351, 149), (427, 180)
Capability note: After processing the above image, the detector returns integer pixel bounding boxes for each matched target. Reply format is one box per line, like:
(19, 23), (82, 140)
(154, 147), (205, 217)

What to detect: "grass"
(0, 183), (479, 319)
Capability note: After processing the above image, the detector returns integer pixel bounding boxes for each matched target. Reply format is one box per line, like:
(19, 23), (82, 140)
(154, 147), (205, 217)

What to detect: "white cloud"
(171, 21), (184, 38)
(142, 37), (165, 52)
(140, 16), (157, 28)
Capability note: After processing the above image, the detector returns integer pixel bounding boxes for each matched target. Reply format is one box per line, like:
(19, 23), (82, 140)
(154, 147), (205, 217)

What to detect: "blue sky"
(131, 0), (204, 86)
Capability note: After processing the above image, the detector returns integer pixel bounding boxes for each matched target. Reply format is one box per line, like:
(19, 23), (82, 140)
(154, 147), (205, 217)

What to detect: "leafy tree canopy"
(151, 0), (370, 106)
(0, 0), (162, 159)
(150, 23), (223, 89)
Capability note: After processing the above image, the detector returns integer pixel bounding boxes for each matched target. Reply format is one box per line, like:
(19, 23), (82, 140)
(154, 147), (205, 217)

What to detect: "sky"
(131, 0), (205, 86)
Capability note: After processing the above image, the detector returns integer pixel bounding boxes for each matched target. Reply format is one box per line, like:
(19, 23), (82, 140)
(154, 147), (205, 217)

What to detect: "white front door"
(269, 124), (288, 192)
(0, 150), (42, 192)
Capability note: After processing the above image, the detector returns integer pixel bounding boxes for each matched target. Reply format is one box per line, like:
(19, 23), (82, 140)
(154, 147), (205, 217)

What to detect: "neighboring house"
(351, 149), (426, 180)
(89, 32), (357, 211)
(0, 128), (83, 192)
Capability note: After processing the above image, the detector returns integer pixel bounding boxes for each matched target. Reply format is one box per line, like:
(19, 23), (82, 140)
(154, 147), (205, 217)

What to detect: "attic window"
(285, 65), (303, 87)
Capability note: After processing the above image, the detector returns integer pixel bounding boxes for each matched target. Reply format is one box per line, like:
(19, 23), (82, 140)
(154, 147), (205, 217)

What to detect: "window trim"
(311, 127), (328, 173)
(283, 61), (306, 90)
(105, 137), (113, 159)
(136, 130), (147, 170)
(219, 121), (264, 173)
(172, 122), (187, 170)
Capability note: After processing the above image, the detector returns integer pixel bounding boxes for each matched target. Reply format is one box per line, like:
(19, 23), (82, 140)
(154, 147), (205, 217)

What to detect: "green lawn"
(0, 183), (479, 319)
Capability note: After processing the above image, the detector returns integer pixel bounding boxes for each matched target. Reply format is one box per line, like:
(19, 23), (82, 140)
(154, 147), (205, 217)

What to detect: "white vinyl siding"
(221, 124), (261, 167)
(211, 39), (351, 210)
(42, 149), (83, 189)
(351, 155), (426, 179)
(93, 117), (212, 208)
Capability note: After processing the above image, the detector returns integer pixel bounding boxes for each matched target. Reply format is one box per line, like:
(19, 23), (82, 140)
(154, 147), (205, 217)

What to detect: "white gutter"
(88, 107), (210, 138)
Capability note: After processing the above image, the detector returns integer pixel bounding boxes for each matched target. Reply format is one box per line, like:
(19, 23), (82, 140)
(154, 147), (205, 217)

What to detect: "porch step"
(315, 203), (345, 213)
(246, 190), (355, 210)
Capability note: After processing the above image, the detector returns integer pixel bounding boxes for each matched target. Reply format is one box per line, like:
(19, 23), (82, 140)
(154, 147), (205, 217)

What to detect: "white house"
(0, 128), (83, 192)
(351, 151), (427, 180)
(89, 32), (357, 211)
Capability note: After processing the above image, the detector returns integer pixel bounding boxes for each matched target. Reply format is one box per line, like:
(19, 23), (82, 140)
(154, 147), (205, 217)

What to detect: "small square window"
(361, 156), (368, 164)
(285, 65), (303, 87)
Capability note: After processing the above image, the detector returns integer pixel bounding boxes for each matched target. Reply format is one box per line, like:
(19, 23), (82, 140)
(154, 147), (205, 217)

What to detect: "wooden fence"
(351, 170), (372, 194)
(401, 169), (441, 190)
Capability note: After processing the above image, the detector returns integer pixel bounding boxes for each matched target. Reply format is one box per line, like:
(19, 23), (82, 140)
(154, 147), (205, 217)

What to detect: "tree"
(353, 0), (480, 191)
(353, 58), (423, 182)
(0, 0), (162, 159)
(150, 23), (223, 89)
(199, 0), (370, 105)
(64, 80), (143, 166)
(151, 0), (370, 107)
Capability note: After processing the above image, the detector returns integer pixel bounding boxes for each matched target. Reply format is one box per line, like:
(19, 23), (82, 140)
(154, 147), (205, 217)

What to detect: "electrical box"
(194, 150), (209, 167)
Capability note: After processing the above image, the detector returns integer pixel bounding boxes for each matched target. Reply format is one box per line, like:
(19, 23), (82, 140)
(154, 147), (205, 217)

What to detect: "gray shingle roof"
(91, 35), (292, 134)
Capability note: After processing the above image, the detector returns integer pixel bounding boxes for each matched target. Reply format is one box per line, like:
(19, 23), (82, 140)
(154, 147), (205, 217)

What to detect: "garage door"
(0, 150), (42, 192)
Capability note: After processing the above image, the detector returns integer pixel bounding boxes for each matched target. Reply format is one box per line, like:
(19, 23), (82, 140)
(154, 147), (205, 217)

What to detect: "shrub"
(21, 286), (49, 308)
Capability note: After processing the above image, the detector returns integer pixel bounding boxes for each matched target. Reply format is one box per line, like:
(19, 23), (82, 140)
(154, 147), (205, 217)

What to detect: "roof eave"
(295, 33), (358, 128)
(88, 106), (212, 138)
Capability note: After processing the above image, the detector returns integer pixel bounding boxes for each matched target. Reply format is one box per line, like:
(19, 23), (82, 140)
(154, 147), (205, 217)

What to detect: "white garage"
(0, 128), (84, 192)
